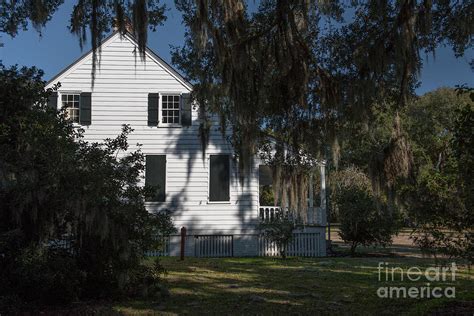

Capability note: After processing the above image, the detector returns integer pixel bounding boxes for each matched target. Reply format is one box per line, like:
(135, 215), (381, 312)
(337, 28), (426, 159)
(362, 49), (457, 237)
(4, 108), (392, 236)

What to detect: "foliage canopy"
(3, 1), (472, 198)
(0, 63), (175, 305)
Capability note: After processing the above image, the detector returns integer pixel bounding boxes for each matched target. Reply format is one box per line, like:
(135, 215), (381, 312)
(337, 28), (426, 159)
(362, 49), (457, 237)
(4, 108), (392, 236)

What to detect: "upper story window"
(161, 95), (180, 125)
(148, 93), (191, 127)
(61, 93), (80, 123)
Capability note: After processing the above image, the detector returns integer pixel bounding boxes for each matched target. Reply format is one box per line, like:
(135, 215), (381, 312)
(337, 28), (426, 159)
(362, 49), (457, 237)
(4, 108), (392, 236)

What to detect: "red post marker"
(180, 226), (186, 260)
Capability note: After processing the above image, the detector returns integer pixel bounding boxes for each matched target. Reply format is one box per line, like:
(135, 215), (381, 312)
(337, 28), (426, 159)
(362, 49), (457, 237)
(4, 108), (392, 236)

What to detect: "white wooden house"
(46, 32), (327, 257)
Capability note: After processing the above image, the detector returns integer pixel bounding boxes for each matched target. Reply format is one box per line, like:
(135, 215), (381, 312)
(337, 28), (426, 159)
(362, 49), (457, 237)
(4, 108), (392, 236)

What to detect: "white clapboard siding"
(46, 32), (259, 235)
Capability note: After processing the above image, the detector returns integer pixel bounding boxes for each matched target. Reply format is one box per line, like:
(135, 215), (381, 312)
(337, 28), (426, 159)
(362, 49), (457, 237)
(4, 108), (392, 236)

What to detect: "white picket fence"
(194, 235), (233, 257)
(259, 232), (321, 257)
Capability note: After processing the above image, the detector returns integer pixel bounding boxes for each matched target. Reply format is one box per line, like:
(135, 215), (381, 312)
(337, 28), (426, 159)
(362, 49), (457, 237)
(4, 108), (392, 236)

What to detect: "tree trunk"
(280, 244), (286, 259)
(350, 242), (358, 256)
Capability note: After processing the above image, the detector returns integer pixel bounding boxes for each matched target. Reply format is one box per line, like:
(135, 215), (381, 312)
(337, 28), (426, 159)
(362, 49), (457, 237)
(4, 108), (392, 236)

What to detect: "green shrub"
(333, 167), (399, 255)
(258, 210), (295, 258)
(259, 185), (275, 205)
(0, 247), (83, 305)
(0, 64), (175, 308)
(125, 258), (166, 298)
(0, 245), (169, 310)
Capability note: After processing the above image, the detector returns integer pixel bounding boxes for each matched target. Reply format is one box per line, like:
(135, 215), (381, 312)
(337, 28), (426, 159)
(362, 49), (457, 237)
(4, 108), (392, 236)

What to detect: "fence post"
(320, 164), (327, 226)
(180, 226), (187, 260)
(309, 172), (314, 223)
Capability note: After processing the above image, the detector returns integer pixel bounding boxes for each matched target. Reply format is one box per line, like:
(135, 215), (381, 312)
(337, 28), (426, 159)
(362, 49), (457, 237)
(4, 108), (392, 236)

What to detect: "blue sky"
(1, 1), (472, 95)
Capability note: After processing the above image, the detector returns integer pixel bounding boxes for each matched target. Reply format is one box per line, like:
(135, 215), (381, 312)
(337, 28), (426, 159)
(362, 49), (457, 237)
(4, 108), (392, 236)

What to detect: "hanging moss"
(68, 0), (167, 85)
(7, 0), (470, 217)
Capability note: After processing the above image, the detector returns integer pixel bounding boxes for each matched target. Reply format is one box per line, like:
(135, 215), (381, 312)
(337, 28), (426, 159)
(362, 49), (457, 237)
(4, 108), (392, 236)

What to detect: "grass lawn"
(112, 256), (474, 315)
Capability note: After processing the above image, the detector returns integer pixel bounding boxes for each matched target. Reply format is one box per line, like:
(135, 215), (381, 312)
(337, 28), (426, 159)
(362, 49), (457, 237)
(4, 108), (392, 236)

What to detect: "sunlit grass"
(112, 256), (473, 315)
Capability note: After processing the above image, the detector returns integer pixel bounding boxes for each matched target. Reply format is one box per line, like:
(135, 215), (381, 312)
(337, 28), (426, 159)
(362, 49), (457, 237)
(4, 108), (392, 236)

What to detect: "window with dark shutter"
(209, 155), (230, 202)
(79, 92), (92, 125)
(47, 92), (58, 111)
(148, 93), (159, 126)
(145, 155), (166, 202)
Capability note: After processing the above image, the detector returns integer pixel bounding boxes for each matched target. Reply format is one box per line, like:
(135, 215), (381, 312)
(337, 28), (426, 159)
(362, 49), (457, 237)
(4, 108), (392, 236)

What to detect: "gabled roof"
(46, 31), (193, 90)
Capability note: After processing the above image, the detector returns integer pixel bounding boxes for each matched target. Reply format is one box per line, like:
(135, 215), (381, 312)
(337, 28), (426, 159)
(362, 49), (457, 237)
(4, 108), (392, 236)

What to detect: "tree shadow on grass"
(114, 257), (474, 315)
(16, 302), (122, 316)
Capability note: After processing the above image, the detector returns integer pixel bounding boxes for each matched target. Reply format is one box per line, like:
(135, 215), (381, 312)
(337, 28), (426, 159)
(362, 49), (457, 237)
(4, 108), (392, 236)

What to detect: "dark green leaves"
(0, 64), (176, 300)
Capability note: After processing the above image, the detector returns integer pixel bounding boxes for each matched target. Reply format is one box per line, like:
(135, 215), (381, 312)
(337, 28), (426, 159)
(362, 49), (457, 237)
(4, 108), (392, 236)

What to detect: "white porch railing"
(259, 206), (324, 225)
(258, 206), (281, 222)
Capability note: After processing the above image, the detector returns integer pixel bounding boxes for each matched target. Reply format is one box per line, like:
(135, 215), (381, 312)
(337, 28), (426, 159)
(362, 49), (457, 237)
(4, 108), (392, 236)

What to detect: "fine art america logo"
(377, 262), (457, 299)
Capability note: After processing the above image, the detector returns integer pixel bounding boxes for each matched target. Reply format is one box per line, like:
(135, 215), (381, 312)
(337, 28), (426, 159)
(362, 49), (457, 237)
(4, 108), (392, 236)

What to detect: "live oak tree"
(3, 0), (472, 207)
(2, 1), (472, 238)
(170, 0), (472, 214)
(0, 64), (175, 304)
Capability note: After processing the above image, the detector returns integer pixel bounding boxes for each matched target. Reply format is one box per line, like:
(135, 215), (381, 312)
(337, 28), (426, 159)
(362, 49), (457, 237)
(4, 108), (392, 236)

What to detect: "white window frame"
(59, 91), (82, 125)
(159, 93), (182, 127)
(207, 154), (232, 204)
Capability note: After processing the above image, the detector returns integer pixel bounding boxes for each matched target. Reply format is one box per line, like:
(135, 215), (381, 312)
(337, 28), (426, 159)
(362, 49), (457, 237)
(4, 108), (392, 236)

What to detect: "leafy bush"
(259, 185), (275, 205)
(258, 210), (295, 258)
(0, 243), (170, 310)
(125, 259), (166, 298)
(333, 167), (399, 255)
(0, 64), (175, 307)
(0, 247), (83, 305)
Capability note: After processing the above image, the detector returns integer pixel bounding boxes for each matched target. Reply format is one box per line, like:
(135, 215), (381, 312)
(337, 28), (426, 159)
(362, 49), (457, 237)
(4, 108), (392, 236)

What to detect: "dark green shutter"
(209, 155), (230, 201)
(148, 93), (159, 126)
(47, 92), (58, 111)
(79, 92), (92, 125)
(145, 155), (166, 202)
(259, 165), (273, 186)
(181, 93), (192, 126)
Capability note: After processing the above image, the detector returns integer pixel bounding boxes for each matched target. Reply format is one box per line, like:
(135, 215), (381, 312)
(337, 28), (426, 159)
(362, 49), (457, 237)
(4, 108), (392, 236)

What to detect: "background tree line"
(329, 87), (473, 258)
